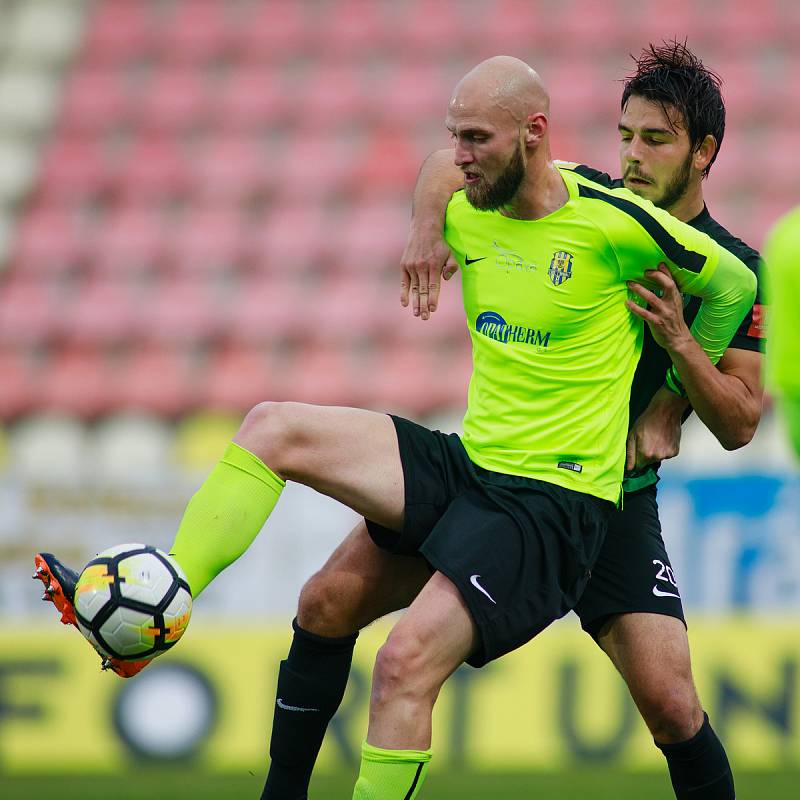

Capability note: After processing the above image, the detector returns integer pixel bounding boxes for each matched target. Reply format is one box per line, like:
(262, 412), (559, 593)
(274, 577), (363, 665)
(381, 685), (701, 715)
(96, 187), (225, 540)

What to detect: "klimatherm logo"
(475, 311), (551, 348)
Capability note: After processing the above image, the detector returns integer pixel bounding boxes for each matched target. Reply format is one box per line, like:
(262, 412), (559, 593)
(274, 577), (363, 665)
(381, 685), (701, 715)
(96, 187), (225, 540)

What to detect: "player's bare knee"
(236, 401), (309, 475)
(372, 630), (436, 708)
(297, 570), (360, 638)
(642, 685), (703, 743)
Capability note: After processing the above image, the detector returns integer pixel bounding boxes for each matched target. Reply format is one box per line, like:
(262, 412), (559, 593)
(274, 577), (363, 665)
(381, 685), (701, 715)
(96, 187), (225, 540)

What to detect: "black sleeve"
(570, 164), (624, 190)
(728, 251), (765, 352)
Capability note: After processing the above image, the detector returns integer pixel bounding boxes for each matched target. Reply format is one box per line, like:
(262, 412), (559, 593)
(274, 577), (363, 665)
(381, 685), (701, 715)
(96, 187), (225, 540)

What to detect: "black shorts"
(573, 483), (686, 640)
(366, 415), (613, 667)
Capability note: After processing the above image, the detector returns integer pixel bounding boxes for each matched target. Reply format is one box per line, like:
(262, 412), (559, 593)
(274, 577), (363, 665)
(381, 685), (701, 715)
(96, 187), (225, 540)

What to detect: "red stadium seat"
(354, 130), (422, 194)
(474, 0), (547, 54)
(200, 346), (278, 411)
(91, 203), (166, 275)
(81, 0), (158, 63)
(188, 135), (268, 202)
(248, 204), (332, 273)
(59, 68), (137, 134)
(37, 347), (115, 418)
(274, 135), (357, 199)
(332, 201), (409, 276)
(138, 278), (222, 344)
(393, 0), (477, 55)
(114, 346), (197, 416)
(166, 204), (247, 274)
(0, 348), (38, 419)
(282, 344), (362, 406)
(139, 68), (217, 132)
(116, 136), (189, 201)
(37, 137), (112, 203)
(0, 278), (61, 345)
(315, 0), (394, 56)
(225, 276), (307, 344)
(158, 0), (239, 64)
(304, 278), (391, 342)
(300, 65), (372, 127)
(61, 278), (141, 346)
(237, 2), (316, 62)
(376, 65), (454, 127)
(11, 204), (86, 276)
(216, 68), (294, 130)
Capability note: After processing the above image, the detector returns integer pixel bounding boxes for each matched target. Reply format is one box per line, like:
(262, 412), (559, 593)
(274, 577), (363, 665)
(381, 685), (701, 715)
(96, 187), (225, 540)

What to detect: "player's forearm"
(411, 148), (462, 233)
(664, 339), (761, 449)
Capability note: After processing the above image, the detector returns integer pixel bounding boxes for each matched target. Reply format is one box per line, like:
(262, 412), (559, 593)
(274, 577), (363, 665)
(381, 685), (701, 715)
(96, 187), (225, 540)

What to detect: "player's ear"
(693, 134), (717, 173)
(524, 112), (548, 146)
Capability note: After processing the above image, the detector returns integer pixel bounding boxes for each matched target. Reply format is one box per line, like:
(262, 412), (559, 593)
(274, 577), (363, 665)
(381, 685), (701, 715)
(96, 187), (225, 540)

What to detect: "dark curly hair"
(621, 40), (725, 177)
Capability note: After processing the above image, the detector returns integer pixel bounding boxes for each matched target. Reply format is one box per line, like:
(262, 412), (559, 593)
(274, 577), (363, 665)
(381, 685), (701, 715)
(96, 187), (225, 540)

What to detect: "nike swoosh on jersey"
(465, 256), (486, 265)
(652, 585), (681, 599)
(277, 698), (320, 712)
(469, 574), (497, 604)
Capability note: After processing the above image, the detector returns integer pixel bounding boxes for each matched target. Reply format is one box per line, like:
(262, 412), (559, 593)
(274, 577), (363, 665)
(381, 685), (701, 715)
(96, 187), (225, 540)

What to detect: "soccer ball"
(74, 543), (192, 661)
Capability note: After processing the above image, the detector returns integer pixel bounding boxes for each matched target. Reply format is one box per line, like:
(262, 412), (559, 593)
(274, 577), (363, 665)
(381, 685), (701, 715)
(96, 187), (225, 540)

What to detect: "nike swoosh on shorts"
(469, 574), (497, 604)
(652, 585), (681, 599)
(277, 698), (320, 712)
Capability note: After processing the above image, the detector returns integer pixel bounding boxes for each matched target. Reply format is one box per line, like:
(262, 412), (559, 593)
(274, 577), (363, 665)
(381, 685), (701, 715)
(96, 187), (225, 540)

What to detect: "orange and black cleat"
(33, 552), (152, 679)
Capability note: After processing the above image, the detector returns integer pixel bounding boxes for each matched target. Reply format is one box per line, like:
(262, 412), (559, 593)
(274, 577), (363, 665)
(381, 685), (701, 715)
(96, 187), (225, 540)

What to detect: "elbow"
(718, 416), (760, 451)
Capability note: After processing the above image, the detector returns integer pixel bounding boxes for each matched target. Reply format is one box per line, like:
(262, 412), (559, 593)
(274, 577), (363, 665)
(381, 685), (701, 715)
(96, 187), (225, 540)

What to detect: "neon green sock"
(352, 741), (432, 800)
(169, 442), (284, 597)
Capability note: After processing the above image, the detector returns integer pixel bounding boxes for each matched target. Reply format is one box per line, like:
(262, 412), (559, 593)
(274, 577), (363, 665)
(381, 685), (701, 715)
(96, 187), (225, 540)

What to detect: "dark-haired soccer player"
(397, 42), (763, 800)
(764, 207), (800, 457)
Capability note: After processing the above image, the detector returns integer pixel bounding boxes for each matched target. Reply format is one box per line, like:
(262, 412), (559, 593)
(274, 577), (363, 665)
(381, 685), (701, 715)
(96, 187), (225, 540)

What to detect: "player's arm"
(628, 263), (762, 452)
(400, 149), (461, 319)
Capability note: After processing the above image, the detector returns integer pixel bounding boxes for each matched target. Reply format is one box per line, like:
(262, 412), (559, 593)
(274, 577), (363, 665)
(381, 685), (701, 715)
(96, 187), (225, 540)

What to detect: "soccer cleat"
(33, 552), (154, 679)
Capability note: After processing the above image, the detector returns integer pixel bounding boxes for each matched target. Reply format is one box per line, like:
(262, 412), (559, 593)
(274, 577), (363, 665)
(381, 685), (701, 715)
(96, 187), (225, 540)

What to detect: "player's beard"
(465, 144), (526, 211)
(655, 151), (693, 211)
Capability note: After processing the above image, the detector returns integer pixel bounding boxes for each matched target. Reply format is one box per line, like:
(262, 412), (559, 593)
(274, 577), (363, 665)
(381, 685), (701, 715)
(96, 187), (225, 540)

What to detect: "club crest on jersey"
(548, 250), (574, 286)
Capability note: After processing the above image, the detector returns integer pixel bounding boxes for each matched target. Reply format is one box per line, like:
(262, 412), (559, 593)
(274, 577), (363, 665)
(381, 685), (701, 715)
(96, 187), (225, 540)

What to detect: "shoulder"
(695, 210), (762, 275)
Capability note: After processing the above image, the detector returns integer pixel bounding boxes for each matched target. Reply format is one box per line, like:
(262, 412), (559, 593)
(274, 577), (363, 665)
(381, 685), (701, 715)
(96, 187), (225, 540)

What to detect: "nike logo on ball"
(652, 585), (681, 599)
(465, 256), (486, 265)
(277, 698), (319, 713)
(470, 574), (497, 604)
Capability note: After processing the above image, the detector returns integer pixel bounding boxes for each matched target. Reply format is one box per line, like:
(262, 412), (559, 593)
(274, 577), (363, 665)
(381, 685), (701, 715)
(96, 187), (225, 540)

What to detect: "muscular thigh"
(299, 520), (432, 634)
(237, 402), (405, 529)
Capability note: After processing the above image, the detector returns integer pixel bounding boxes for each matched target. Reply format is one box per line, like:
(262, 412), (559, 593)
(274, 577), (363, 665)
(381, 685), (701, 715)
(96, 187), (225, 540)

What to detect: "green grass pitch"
(3, 769), (798, 799)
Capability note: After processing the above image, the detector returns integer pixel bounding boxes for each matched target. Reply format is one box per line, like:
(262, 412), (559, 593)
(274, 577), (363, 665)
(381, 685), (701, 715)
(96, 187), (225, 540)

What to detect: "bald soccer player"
(34, 57), (755, 800)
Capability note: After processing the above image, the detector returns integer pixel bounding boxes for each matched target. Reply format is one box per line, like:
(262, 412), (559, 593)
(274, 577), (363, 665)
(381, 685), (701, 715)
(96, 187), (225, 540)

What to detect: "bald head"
(450, 56), (549, 124)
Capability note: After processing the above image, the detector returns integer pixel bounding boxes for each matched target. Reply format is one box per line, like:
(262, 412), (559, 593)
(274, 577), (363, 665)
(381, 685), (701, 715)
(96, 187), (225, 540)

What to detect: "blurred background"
(0, 0), (798, 797)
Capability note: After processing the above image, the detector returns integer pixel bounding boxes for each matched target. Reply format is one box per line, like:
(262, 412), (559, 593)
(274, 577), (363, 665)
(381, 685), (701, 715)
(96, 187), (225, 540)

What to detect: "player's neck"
(501, 161), (568, 221)
(663, 184), (705, 222)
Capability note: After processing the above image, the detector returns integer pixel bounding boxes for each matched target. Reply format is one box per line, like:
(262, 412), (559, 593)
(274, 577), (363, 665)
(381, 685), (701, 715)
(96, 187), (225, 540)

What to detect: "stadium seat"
(237, 1), (316, 62)
(225, 276), (307, 344)
(393, 0), (477, 56)
(332, 200), (409, 276)
(0, 277), (60, 345)
(200, 346), (278, 412)
(113, 346), (197, 417)
(376, 64), (454, 127)
(37, 347), (115, 418)
(248, 203), (332, 274)
(188, 135), (268, 202)
(274, 135), (357, 199)
(157, 0), (239, 64)
(59, 67), (137, 134)
(282, 344), (362, 406)
(138, 68), (217, 133)
(315, 0), (394, 57)
(91, 414), (174, 483)
(138, 278), (222, 344)
(215, 68), (294, 130)
(10, 204), (86, 276)
(116, 136), (189, 201)
(91, 203), (166, 276)
(354, 130), (422, 195)
(61, 278), (141, 346)
(0, 348), (37, 419)
(0, 69), (60, 134)
(304, 278), (391, 342)
(299, 65), (372, 127)
(81, 0), (158, 63)
(9, 415), (89, 482)
(37, 136), (111, 203)
(166, 203), (247, 274)
(474, 0), (547, 54)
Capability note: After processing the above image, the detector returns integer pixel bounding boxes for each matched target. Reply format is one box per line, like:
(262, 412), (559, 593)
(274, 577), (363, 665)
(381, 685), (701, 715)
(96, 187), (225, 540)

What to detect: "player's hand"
(400, 223), (453, 320)
(625, 386), (688, 472)
(625, 263), (693, 353)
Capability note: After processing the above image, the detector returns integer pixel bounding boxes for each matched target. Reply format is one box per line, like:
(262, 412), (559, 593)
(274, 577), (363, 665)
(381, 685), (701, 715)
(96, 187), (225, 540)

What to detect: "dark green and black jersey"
(566, 163), (765, 490)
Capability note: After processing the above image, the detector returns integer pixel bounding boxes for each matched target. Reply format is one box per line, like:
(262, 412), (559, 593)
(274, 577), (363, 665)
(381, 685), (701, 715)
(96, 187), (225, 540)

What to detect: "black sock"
(656, 713), (735, 799)
(261, 618), (358, 800)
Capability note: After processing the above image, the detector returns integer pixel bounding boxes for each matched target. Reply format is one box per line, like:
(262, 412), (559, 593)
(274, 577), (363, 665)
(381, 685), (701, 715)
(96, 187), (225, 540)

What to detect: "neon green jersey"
(444, 165), (754, 503)
(765, 206), (800, 396)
